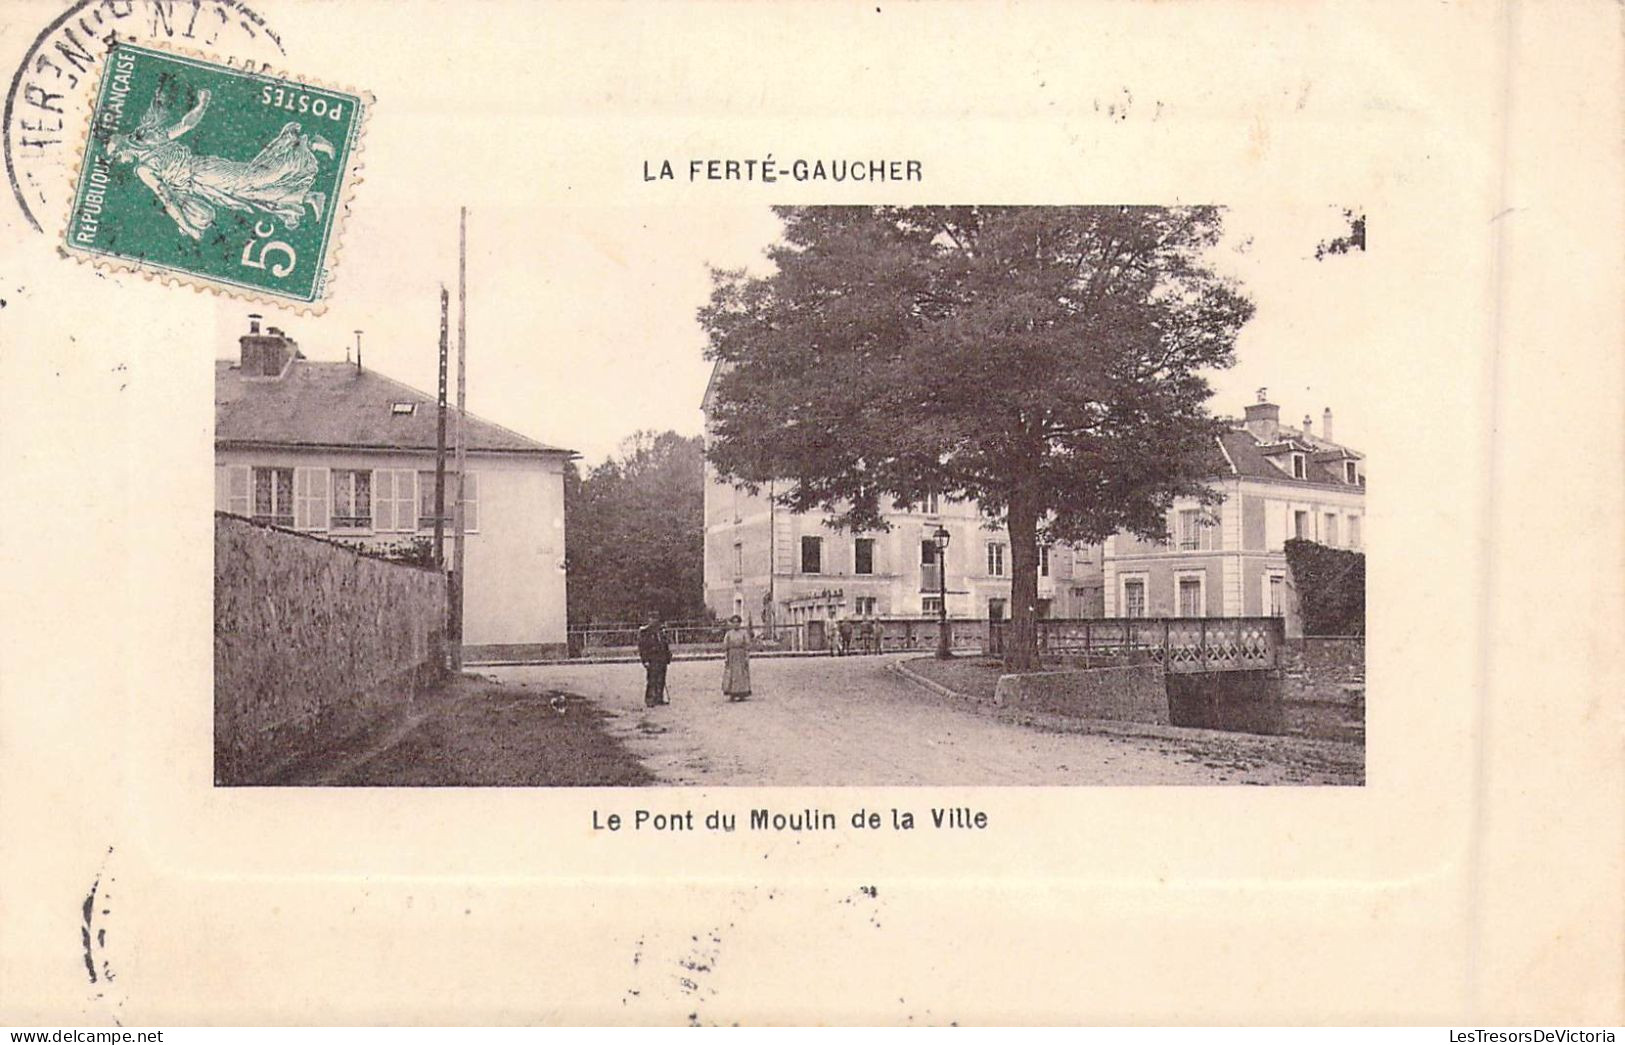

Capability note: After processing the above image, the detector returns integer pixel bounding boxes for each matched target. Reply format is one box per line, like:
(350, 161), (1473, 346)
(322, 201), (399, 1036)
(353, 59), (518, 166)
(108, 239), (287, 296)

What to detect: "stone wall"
(1279, 637), (1365, 703)
(214, 513), (446, 784)
(992, 664), (1171, 725)
(1165, 670), (1286, 735)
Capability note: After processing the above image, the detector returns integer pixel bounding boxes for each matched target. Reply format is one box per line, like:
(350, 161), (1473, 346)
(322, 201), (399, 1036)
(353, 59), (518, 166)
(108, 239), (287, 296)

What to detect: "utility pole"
(434, 287), (448, 570)
(451, 208), (468, 673)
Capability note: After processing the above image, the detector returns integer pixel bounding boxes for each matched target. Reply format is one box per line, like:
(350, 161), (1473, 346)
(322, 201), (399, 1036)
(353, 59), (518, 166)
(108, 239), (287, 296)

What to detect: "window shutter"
(396, 470), (417, 532)
(225, 466), (250, 516)
(294, 467), (329, 530)
(462, 472), (478, 532)
(373, 470), (394, 532)
(293, 469), (309, 529)
(312, 467), (328, 529)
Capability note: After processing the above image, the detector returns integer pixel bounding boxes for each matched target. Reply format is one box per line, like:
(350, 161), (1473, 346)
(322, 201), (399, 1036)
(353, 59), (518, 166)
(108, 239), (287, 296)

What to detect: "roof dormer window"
(1345, 460), (1358, 484)
(390, 402), (416, 415)
(1292, 453), (1306, 479)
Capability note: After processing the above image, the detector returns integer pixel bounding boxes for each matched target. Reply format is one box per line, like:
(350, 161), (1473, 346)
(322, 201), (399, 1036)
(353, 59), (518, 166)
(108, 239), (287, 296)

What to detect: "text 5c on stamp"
(61, 40), (370, 309)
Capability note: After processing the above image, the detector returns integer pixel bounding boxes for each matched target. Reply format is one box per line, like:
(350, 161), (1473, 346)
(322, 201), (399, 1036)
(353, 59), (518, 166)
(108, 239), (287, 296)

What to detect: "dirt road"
(486, 655), (1361, 786)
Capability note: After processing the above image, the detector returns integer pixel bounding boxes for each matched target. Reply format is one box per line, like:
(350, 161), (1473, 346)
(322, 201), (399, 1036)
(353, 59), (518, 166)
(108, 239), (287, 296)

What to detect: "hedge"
(1284, 538), (1365, 636)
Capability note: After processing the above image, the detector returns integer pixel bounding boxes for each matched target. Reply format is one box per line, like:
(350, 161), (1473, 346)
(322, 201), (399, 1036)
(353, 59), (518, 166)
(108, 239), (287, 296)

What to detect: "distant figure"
(859, 616), (878, 655)
(837, 616), (855, 657)
(637, 614), (671, 707)
(722, 615), (752, 702)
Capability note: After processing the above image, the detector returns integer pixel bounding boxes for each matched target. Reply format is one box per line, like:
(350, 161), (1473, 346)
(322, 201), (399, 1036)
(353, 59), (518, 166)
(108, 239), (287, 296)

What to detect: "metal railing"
(565, 617), (995, 657)
(988, 616), (1285, 673)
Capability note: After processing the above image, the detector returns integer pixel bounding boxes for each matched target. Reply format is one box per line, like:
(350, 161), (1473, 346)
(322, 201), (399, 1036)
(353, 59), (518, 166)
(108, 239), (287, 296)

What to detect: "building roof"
(1218, 427), (1364, 489)
(216, 359), (573, 456)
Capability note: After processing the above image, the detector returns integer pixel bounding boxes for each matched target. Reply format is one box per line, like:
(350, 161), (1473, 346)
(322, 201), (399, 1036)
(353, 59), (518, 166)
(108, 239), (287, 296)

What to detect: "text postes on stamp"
(62, 40), (368, 308)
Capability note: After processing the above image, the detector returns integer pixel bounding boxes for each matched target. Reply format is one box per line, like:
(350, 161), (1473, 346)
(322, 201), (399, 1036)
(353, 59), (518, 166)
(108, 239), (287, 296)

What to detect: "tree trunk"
(1003, 488), (1042, 673)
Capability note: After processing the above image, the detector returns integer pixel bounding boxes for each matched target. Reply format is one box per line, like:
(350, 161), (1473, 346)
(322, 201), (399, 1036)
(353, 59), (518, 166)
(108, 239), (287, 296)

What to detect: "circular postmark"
(6, 0), (286, 232)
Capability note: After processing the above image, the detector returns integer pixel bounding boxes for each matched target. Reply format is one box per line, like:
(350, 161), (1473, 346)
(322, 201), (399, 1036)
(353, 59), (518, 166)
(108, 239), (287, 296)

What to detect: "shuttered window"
(221, 465), (251, 516)
(417, 471), (479, 533)
(293, 466), (329, 531)
(371, 470), (418, 532)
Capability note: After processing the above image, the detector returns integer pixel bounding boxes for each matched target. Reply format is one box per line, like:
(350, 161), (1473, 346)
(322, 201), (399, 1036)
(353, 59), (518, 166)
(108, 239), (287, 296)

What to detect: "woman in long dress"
(722, 615), (752, 702)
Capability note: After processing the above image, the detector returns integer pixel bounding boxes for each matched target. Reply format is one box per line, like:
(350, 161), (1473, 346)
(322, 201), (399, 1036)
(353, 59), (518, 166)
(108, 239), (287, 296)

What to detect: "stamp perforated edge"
(55, 34), (374, 316)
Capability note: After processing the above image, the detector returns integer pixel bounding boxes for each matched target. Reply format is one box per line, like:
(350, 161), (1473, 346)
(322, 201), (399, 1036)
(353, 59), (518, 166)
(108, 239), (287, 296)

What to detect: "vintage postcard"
(1, 0), (1621, 1028)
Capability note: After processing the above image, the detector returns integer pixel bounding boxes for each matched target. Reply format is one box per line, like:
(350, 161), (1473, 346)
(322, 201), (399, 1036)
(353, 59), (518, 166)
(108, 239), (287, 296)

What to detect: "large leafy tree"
(699, 206), (1254, 671)
(565, 430), (709, 626)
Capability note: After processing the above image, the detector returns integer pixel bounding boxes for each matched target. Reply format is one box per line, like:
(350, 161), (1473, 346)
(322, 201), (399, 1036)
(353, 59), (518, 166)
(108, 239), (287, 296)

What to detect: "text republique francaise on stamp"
(61, 39), (369, 309)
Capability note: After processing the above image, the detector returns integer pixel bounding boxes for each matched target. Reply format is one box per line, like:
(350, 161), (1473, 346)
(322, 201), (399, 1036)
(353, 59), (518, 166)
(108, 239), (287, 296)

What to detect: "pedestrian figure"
(859, 616), (878, 655)
(723, 614), (752, 702)
(638, 614), (672, 707)
(837, 616), (855, 657)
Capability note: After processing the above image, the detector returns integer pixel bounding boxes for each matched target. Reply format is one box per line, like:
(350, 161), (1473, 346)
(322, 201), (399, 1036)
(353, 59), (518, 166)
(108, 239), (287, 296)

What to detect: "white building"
(214, 319), (574, 658)
(1103, 396), (1366, 619)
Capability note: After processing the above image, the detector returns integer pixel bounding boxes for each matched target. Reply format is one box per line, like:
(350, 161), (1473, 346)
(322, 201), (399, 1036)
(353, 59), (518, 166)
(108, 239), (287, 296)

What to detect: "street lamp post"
(933, 526), (952, 659)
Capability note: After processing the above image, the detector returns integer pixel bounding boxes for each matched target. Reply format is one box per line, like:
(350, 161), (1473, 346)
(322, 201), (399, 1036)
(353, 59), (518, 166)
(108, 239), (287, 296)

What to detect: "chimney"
(1322, 407), (1334, 442)
(239, 319), (296, 377)
(1302, 413), (1314, 438)
(1243, 392), (1280, 444)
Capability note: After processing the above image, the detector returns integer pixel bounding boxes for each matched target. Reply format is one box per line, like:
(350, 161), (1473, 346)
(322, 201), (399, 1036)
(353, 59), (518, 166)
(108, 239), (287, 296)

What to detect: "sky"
(212, 202), (1372, 467)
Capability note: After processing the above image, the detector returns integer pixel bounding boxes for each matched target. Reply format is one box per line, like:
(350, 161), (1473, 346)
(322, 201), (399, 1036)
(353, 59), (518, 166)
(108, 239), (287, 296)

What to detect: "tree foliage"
(699, 206), (1254, 670)
(1314, 208), (1366, 260)
(565, 430), (709, 626)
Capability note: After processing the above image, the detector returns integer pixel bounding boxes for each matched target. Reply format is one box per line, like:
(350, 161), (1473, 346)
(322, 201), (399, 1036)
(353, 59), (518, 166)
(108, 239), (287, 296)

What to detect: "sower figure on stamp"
(722, 615), (752, 702)
(109, 83), (334, 241)
(637, 614), (671, 707)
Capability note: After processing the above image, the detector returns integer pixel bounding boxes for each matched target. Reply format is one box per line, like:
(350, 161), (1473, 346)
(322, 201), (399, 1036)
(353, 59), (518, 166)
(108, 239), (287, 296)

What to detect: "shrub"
(1284, 538), (1365, 636)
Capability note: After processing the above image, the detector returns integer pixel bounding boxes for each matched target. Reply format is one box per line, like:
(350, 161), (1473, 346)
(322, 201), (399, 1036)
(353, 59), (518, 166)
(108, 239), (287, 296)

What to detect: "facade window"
(920, 539), (940, 592)
(987, 598), (1007, 621)
(1293, 510), (1310, 540)
(800, 535), (823, 574)
(919, 493), (940, 515)
(1349, 515), (1362, 549)
(986, 542), (1007, 577)
(371, 470), (417, 532)
(1324, 513), (1339, 546)
(854, 537), (875, 575)
(1177, 509), (1202, 550)
(733, 542), (743, 579)
(1039, 544), (1051, 577)
(921, 596), (942, 615)
(417, 471), (480, 532)
(1122, 578), (1147, 619)
(252, 467), (295, 527)
(1035, 598), (1053, 619)
(855, 596), (877, 615)
(1267, 573), (1286, 617)
(1176, 572), (1205, 618)
(331, 469), (373, 530)
(1346, 461), (1358, 484)
(1292, 454), (1306, 479)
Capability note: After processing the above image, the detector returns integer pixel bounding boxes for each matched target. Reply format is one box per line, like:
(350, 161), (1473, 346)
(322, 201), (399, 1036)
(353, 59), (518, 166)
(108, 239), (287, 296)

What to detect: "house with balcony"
(214, 317), (575, 659)
(1102, 395), (1366, 619)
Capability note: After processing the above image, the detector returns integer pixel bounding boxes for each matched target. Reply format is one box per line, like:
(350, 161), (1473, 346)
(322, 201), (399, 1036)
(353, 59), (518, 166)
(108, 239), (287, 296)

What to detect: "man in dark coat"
(637, 614), (672, 707)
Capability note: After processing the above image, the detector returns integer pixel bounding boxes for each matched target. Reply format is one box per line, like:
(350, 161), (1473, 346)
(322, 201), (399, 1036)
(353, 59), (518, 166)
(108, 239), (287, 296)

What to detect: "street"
(486, 654), (1362, 786)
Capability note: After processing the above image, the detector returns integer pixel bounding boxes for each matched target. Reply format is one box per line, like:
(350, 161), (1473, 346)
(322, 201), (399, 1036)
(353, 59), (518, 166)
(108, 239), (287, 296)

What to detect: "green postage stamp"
(62, 40), (370, 308)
